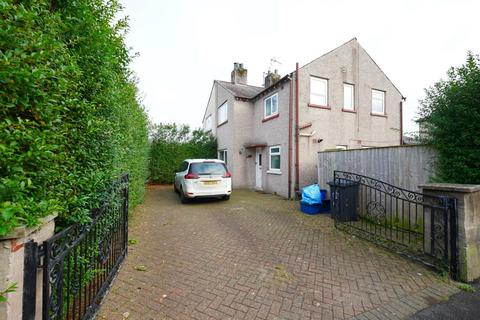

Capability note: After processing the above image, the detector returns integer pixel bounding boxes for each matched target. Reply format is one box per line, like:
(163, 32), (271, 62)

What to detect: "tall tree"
(419, 52), (480, 183)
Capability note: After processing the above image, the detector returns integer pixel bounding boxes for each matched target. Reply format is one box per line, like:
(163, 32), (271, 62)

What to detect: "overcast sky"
(119, 0), (479, 133)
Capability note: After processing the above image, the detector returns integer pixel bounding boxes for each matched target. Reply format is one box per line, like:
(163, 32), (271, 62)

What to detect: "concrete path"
(97, 185), (459, 320)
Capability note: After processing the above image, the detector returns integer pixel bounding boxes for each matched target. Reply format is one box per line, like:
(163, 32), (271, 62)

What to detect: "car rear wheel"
(223, 195), (230, 201)
(180, 188), (189, 204)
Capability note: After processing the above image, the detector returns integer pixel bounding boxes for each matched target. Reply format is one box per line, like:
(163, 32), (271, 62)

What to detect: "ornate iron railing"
(330, 171), (458, 278)
(23, 174), (129, 320)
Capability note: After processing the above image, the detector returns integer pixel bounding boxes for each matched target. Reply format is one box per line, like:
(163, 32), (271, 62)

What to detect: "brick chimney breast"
(231, 62), (248, 85)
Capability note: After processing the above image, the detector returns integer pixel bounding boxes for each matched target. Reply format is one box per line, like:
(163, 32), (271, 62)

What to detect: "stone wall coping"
(0, 213), (58, 240)
(419, 183), (480, 193)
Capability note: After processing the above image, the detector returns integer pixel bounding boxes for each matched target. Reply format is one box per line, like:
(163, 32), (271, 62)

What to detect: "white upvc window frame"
(218, 149), (227, 165)
(336, 145), (348, 151)
(263, 93), (278, 119)
(343, 83), (354, 110)
(310, 76), (328, 106)
(217, 101), (228, 125)
(204, 114), (212, 131)
(371, 89), (385, 115)
(268, 146), (281, 173)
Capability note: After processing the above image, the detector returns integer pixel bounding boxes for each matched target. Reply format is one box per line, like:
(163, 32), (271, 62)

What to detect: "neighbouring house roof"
(216, 81), (264, 99)
(216, 74), (292, 102)
(202, 79), (286, 122)
(251, 74), (291, 101)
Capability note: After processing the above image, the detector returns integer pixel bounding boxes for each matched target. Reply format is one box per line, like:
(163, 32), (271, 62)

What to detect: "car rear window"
(189, 162), (227, 175)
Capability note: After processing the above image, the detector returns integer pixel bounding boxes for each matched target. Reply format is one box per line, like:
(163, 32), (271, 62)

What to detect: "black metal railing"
(329, 171), (458, 278)
(23, 174), (129, 320)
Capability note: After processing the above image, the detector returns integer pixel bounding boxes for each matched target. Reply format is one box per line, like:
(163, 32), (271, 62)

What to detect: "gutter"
(400, 96), (406, 145)
(288, 76), (293, 199)
(294, 63), (300, 198)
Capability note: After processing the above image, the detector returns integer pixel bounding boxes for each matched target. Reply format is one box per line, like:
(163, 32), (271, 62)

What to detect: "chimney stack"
(231, 62), (248, 85)
(264, 69), (281, 87)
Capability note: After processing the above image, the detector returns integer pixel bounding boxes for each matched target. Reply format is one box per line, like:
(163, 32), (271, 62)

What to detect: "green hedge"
(0, 0), (149, 235)
(419, 52), (480, 184)
(149, 124), (217, 183)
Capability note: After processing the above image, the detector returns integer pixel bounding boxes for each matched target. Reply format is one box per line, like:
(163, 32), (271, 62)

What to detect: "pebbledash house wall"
(205, 82), (291, 196)
(203, 38), (403, 198)
(296, 39), (403, 188)
(204, 84), (235, 181)
(203, 80), (292, 196)
(249, 83), (291, 197)
(232, 99), (254, 188)
(204, 82), (256, 189)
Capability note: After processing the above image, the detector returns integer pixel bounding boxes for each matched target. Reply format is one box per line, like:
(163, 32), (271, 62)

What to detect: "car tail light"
(184, 173), (199, 179)
(223, 172), (232, 178)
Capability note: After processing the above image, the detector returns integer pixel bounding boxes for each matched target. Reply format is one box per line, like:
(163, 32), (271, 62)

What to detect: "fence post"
(440, 196), (450, 268)
(22, 241), (38, 320)
(0, 214), (56, 320)
(123, 174), (129, 255)
(420, 183), (480, 282)
(449, 197), (459, 280)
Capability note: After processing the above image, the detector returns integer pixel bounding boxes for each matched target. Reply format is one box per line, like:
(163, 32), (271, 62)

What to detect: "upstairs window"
(217, 101), (228, 125)
(310, 77), (328, 106)
(343, 84), (354, 110)
(264, 93), (278, 118)
(372, 90), (385, 114)
(205, 115), (212, 131)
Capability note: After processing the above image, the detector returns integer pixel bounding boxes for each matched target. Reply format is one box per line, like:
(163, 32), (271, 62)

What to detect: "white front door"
(255, 148), (262, 190)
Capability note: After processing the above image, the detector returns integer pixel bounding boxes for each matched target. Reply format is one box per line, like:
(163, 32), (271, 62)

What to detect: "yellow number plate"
(203, 181), (219, 185)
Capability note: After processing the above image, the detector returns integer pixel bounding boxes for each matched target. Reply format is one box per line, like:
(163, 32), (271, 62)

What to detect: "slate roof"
(215, 81), (264, 99)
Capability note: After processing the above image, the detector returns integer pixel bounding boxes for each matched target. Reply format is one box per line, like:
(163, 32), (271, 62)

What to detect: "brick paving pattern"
(97, 185), (458, 320)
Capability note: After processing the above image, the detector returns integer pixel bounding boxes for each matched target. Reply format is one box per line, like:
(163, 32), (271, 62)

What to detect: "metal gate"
(330, 171), (458, 278)
(23, 174), (129, 320)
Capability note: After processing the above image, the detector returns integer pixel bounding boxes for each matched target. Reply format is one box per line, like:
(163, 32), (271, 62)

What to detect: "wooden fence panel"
(317, 145), (437, 192)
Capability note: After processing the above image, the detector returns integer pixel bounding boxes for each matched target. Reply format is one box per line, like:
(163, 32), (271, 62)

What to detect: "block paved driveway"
(97, 185), (459, 320)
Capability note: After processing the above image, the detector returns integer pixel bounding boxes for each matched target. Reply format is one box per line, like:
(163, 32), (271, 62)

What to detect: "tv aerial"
(268, 57), (282, 73)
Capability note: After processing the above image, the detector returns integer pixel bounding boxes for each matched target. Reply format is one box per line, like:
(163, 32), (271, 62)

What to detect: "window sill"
(308, 103), (331, 110)
(267, 170), (282, 175)
(370, 112), (387, 118)
(262, 114), (279, 123)
(341, 108), (356, 113)
(217, 120), (228, 128)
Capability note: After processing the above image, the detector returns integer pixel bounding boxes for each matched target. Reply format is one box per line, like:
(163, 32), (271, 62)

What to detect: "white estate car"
(174, 159), (232, 203)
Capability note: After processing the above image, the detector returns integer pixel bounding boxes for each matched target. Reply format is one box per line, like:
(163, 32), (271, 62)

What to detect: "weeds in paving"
(456, 282), (476, 292)
(273, 265), (294, 283)
(438, 270), (476, 293)
(134, 265), (147, 272)
(128, 239), (138, 245)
